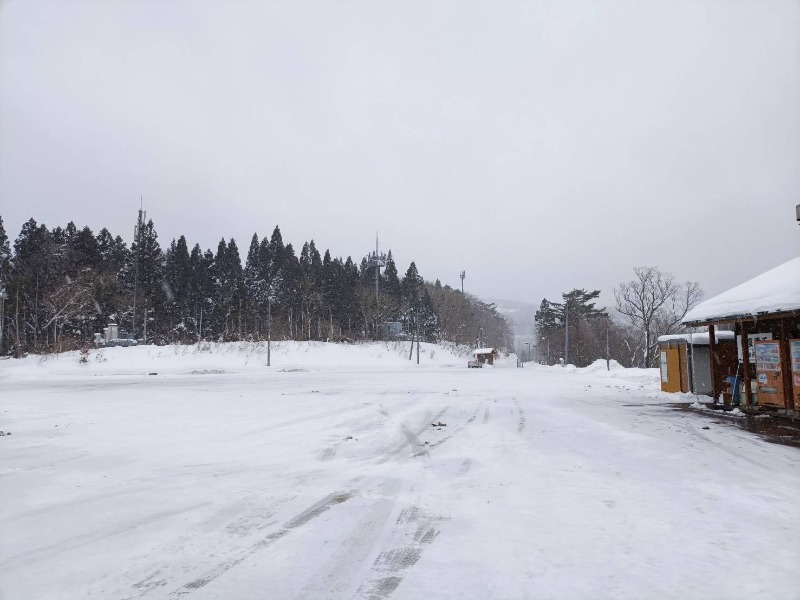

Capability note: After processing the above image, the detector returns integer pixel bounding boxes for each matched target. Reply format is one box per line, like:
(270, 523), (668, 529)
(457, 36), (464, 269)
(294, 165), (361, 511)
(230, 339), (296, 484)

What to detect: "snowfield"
(1, 342), (799, 599)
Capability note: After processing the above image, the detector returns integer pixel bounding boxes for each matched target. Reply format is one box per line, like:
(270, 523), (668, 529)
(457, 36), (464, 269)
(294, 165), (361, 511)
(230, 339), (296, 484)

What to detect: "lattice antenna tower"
(131, 198), (146, 339)
(367, 233), (387, 301)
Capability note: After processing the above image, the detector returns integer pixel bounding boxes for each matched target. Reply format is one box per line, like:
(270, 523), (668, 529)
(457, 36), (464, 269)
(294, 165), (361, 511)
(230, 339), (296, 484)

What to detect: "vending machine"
(754, 339), (786, 408)
(791, 339), (800, 410)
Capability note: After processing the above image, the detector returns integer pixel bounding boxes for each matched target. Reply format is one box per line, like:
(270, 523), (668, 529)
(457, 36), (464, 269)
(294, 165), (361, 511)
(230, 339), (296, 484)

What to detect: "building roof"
(657, 331), (735, 345)
(472, 348), (496, 355)
(683, 256), (800, 325)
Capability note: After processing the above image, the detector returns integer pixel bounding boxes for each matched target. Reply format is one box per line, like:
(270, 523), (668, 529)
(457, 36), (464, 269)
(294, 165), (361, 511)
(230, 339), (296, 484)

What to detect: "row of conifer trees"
(0, 214), (512, 356)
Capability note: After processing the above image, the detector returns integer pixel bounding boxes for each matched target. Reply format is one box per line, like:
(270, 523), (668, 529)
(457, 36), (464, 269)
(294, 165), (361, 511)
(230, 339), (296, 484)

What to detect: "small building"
(657, 331), (736, 395)
(378, 321), (408, 340)
(472, 348), (499, 365)
(94, 322), (138, 347)
(682, 256), (800, 413)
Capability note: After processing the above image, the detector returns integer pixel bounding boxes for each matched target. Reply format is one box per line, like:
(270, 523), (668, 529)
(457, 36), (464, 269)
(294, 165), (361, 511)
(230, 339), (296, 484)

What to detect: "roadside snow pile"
(578, 359), (658, 385)
(580, 359), (625, 372)
(0, 340), (475, 381)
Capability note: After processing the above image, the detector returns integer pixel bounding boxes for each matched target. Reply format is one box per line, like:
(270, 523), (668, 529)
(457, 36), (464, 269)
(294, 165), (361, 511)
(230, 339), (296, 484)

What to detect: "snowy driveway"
(2, 360), (799, 599)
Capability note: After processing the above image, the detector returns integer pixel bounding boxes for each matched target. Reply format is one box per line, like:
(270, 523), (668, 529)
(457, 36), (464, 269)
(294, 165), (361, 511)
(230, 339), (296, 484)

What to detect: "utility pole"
(0, 284), (5, 354)
(267, 298), (272, 367)
(416, 316), (420, 364)
(460, 270), (465, 293)
(525, 342), (531, 363)
(15, 286), (20, 357)
(564, 302), (570, 366)
(606, 318), (610, 371)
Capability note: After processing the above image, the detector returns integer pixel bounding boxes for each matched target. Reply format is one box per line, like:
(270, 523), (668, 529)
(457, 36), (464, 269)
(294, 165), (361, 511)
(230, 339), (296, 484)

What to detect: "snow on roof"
(472, 348), (496, 355)
(657, 331), (735, 345)
(683, 256), (800, 324)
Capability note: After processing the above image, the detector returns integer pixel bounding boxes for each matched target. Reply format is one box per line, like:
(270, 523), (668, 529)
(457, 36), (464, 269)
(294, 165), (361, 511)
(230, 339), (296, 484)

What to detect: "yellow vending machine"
(791, 339), (800, 409)
(754, 339), (785, 408)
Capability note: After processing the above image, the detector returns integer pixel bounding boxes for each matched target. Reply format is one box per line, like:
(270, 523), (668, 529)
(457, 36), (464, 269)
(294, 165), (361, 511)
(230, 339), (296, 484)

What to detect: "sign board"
(737, 332), (773, 362)
(660, 351), (668, 383)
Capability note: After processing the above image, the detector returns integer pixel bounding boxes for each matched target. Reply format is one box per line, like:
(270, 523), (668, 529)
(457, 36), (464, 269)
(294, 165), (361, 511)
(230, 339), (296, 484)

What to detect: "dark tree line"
(0, 214), (513, 356)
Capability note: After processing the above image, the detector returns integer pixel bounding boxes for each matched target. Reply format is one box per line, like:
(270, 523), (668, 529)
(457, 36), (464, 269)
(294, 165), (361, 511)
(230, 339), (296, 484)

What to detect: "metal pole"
(0, 287), (5, 354)
(374, 234), (379, 301)
(689, 330), (696, 394)
(267, 298), (271, 367)
(564, 302), (569, 366)
(416, 315), (420, 364)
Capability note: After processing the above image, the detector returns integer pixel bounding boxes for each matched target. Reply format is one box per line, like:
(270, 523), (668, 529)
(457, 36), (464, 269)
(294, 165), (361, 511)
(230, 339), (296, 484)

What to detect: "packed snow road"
(1, 348), (799, 599)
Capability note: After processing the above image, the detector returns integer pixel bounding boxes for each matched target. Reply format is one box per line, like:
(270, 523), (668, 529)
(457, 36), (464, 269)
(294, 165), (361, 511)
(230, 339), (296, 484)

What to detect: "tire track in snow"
(376, 407), (449, 464)
(400, 424), (428, 458)
(297, 479), (401, 598)
(0, 502), (211, 571)
(482, 408), (490, 424)
(513, 397), (526, 433)
(426, 408), (480, 451)
(166, 491), (355, 597)
(356, 504), (444, 600)
(318, 447), (337, 461)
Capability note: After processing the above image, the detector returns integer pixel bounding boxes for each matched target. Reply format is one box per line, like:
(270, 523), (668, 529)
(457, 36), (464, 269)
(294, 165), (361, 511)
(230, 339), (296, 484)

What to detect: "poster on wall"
(755, 341), (781, 372)
(737, 332), (773, 362)
(660, 352), (668, 383)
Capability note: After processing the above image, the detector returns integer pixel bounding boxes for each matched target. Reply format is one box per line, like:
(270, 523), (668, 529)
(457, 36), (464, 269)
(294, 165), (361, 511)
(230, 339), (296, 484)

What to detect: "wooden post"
(708, 324), (718, 402)
(780, 319), (794, 411)
(740, 320), (751, 406)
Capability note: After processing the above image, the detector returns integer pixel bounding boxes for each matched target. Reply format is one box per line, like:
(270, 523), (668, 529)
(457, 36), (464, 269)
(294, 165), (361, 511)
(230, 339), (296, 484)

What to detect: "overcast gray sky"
(1, 0), (798, 308)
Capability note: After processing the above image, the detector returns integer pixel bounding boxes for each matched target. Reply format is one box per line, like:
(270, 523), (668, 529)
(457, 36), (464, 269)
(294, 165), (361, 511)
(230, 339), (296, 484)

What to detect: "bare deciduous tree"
(614, 266), (703, 367)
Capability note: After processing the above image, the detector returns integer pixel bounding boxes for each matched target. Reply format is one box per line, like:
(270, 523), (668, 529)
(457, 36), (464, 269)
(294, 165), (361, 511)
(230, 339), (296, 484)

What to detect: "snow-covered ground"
(1, 343), (799, 599)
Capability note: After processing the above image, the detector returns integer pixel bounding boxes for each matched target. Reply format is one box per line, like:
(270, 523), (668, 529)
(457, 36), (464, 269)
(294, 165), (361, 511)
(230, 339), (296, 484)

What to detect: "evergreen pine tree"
(401, 261), (423, 304)
(165, 235), (191, 339)
(384, 251), (401, 300)
(0, 215), (9, 282)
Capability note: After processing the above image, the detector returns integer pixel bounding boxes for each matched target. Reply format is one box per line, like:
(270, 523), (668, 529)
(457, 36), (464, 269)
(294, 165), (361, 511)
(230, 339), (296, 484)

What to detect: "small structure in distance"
(378, 321), (410, 340)
(94, 323), (138, 348)
(471, 347), (498, 366)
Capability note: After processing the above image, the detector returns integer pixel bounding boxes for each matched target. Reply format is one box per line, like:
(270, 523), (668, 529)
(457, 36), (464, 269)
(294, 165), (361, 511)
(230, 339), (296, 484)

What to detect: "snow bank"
(0, 341), (475, 381)
(579, 358), (625, 372)
(574, 359), (659, 384)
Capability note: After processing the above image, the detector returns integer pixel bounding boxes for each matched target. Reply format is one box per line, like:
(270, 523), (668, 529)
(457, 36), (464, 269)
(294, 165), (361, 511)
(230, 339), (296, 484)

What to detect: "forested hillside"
(0, 214), (512, 355)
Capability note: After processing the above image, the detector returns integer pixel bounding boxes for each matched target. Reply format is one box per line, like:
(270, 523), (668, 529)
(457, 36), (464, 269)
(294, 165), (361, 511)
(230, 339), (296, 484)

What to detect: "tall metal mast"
(132, 198), (145, 340)
(367, 233), (387, 301)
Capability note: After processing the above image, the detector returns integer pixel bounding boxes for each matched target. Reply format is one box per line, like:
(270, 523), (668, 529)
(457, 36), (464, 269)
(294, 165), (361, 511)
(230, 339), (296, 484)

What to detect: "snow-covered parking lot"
(1, 342), (799, 599)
